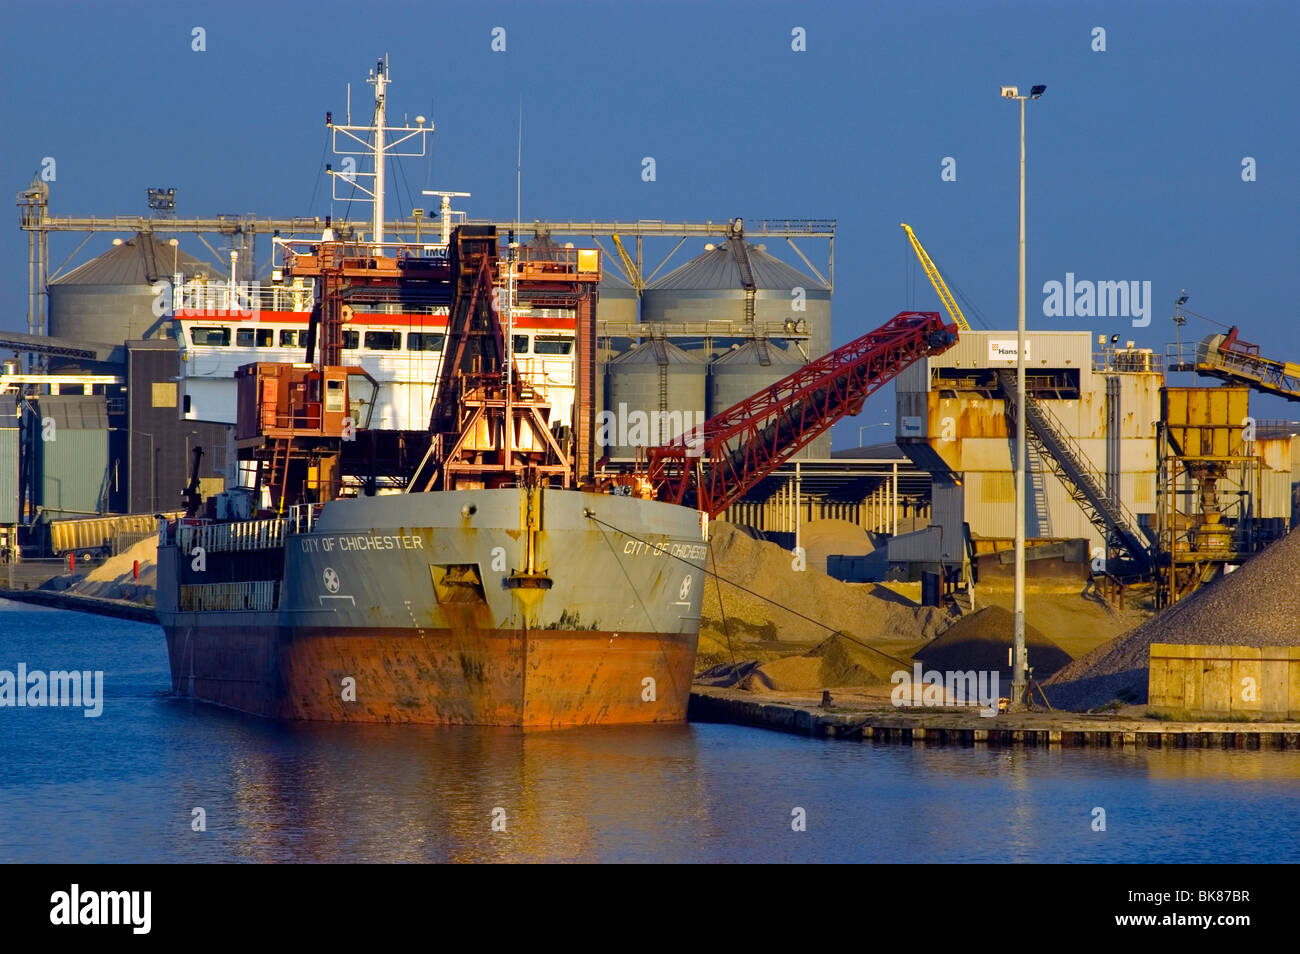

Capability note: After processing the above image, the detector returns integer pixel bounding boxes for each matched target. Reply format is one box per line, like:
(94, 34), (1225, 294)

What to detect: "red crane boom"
(647, 310), (958, 516)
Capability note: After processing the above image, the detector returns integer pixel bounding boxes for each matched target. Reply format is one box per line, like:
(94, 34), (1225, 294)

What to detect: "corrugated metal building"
(0, 427), (18, 525)
(891, 330), (1295, 569)
(893, 331), (1152, 564)
(36, 394), (111, 515)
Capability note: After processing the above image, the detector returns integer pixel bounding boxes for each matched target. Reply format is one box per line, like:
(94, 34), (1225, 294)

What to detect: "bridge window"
(189, 326), (231, 346)
(364, 330), (402, 351)
(279, 329), (304, 347)
(407, 332), (446, 352)
(236, 328), (274, 348)
(342, 330), (360, 350)
(533, 335), (573, 356)
(513, 335), (530, 354)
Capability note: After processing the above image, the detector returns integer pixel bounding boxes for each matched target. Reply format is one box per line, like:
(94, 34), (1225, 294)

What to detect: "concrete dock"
(689, 686), (1300, 748)
(0, 588), (157, 623)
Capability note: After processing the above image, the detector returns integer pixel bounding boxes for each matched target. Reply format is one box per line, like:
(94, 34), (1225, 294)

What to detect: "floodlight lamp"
(1030, 84), (1047, 98)
(1001, 86), (1019, 99)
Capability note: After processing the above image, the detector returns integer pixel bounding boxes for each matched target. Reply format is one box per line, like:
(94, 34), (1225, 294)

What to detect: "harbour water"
(3, 599), (1299, 864)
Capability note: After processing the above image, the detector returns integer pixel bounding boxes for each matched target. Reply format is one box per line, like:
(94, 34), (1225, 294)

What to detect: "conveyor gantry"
(997, 370), (1154, 576)
(1190, 328), (1300, 403)
(649, 311), (958, 517)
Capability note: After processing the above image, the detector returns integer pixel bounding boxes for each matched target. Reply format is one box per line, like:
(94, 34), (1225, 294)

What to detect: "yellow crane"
(900, 222), (970, 332)
(610, 234), (642, 289)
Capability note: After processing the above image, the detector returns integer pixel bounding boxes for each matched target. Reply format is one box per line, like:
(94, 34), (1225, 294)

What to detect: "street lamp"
(168, 238), (180, 315)
(859, 421), (892, 446)
(1001, 82), (1046, 710)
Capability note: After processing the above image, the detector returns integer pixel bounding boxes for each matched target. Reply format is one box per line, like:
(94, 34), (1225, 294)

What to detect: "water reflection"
(215, 718), (709, 863)
(4, 605), (1300, 864)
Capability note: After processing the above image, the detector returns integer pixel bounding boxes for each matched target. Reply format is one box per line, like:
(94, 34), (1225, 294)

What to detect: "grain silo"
(597, 268), (638, 327)
(604, 340), (706, 458)
(596, 269), (639, 427)
(48, 232), (209, 361)
(709, 338), (825, 459)
(709, 339), (804, 414)
(641, 238), (831, 361)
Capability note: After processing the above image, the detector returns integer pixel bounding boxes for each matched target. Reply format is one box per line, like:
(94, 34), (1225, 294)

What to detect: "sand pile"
(915, 605), (1071, 683)
(801, 518), (875, 575)
(754, 633), (908, 690)
(67, 536), (158, 603)
(1046, 529), (1300, 710)
(696, 521), (951, 670)
(697, 632), (909, 691)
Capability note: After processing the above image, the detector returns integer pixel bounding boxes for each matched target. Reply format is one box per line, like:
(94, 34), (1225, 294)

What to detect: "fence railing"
(175, 518), (286, 554)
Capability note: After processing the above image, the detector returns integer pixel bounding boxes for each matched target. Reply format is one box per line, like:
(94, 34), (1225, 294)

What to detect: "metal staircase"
(1028, 444), (1051, 536)
(997, 370), (1153, 575)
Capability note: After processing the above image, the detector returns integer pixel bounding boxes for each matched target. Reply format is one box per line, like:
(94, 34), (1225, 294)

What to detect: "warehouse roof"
(36, 394), (109, 429)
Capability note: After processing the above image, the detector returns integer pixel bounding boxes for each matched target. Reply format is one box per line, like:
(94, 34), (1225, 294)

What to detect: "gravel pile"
(1046, 529), (1300, 710)
(916, 605), (1072, 683)
(698, 521), (950, 664)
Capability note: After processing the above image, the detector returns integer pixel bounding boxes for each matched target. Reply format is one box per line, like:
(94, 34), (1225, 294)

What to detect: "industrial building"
(4, 201), (232, 544)
(885, 329), (1298, 601)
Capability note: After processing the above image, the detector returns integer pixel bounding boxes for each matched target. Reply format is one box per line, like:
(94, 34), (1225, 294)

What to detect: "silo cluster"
(599, 237), (832, 459)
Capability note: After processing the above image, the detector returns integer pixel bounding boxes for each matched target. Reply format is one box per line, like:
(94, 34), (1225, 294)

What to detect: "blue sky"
(3, 0), (1297, 441)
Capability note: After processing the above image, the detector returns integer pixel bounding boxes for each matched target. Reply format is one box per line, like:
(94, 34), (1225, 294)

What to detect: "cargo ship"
(155, 61), (709, 726)
(153, 61), (960, 727)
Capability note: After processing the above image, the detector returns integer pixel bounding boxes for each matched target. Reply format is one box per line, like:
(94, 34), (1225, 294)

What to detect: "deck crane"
(646, 311), (958, 516)
(900, 223), (971, 332)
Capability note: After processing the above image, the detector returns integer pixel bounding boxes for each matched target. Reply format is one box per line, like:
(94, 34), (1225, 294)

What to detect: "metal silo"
(597, 269), (638, 327)
(596, 269), (639, 427)
(48, 232), (209, 359)
(710, 339), (803, 414)
(604, 340), (706, 458)
(642, 238), (831, 361)
(709, 338), (827, 459)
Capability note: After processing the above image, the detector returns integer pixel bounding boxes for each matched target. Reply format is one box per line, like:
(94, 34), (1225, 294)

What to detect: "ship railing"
(175, 517), (287, 554)
(179, 580), (280, 612)
(171, 279), (317, 315)
(289, 503), (325, 534)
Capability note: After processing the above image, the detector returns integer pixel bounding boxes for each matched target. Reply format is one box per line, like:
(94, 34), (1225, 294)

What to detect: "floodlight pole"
(1004, 84), (1044, 710)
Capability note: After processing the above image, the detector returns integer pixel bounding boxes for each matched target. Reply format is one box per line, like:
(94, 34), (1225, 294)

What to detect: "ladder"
(997, 371), (1153, 575)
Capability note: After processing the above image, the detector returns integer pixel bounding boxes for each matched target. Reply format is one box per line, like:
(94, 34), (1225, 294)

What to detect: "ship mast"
(372, 62), (386, 248)
(326, 57), (430, 253)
